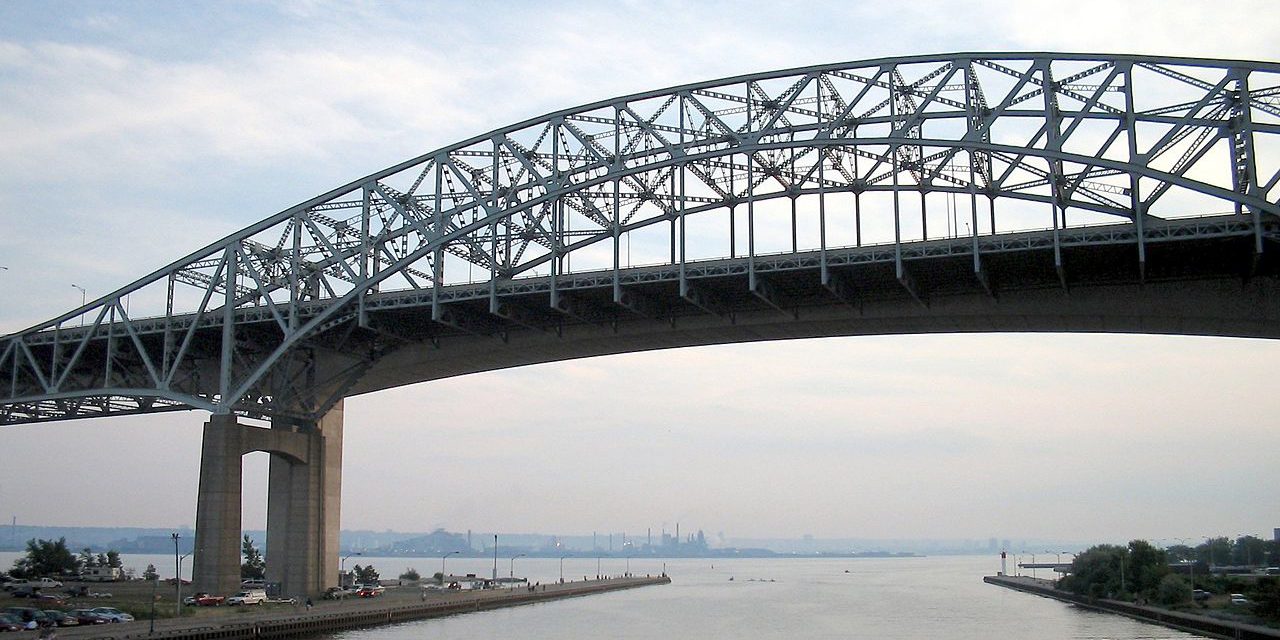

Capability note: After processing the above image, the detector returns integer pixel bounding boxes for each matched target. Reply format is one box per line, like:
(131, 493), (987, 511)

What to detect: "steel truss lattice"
(3, 53), (1280, 425)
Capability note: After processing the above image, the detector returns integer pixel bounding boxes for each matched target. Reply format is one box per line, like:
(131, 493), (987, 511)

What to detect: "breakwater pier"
(985, 575), (1280, 640)
(20, 576), (669, 640)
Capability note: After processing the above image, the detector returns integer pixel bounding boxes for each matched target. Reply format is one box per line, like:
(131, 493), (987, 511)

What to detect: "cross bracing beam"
(4, 53), (1280, 425)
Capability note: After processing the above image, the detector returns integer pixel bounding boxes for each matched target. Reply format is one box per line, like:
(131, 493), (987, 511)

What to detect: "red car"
(356, 586), (384, 597)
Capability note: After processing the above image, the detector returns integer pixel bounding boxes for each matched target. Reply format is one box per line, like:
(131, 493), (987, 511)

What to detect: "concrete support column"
(192, 414), (245, 596)
(265, 400), (343, 598)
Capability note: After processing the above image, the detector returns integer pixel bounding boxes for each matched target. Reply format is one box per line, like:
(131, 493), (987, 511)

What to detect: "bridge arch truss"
(3, 53), (1280, 424)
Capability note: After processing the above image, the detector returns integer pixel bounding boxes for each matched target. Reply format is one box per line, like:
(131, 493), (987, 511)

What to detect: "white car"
(1230, 594), (1250, 605)
(90, 607), (133, 623)
(226, 589), (268, 605)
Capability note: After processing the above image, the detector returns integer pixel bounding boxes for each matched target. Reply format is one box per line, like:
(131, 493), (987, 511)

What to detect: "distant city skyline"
(2, 2), (1279, 543)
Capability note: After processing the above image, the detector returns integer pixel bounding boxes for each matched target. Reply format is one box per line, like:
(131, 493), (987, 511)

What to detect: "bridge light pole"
(441, 551), (460, 581)
(71, 284), (86, 326)
(559, 555), (568, 583)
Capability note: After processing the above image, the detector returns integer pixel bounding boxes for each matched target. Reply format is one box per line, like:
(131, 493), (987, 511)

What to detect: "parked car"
(68, 609), (112, 625)
(33, 594), (65, 607)
(15, 579), (62, 589)
(1, 607), (52, 628)
(41, 610), (79, 627)
(89, 607), (134, 622)
(356, 585), (384, 597)
(226, 589), (267, 606)
(1230, 593), (1250, 605)
(240, 579), (266, 589)
(0, 614), (24, 632)
(1192, 589), (1211, 601)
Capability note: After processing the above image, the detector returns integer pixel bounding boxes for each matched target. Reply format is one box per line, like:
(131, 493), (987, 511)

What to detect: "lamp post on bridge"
(71, 284), (86, 326)
(559, 555), (568, 584)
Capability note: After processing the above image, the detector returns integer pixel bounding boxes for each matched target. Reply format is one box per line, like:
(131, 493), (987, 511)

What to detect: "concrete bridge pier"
(265, 401), (343, 598)
(191, 401), (343, 598)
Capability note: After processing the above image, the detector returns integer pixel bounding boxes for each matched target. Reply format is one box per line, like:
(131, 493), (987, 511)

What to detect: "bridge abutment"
(192, 402), (343, 598)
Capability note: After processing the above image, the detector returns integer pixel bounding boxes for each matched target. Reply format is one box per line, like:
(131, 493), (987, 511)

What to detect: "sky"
(1, 0), (1278, 547)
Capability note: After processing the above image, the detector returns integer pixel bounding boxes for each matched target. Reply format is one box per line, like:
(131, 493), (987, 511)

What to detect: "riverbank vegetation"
(1059, 537), (1280, 625)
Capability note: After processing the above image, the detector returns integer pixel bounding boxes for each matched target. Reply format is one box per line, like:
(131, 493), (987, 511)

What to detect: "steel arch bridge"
(4, 52), (1280, 426)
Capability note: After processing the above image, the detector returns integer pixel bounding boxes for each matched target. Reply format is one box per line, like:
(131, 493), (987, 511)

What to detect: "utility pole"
(492, 535), (498, 582)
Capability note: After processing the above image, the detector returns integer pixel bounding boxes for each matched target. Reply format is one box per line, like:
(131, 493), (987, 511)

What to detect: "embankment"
(985, 575), (1279, 640)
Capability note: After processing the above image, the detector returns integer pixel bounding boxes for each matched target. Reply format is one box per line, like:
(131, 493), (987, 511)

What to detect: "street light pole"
(441, 551), (460, 582)
(559, 555), (568, 583)
(172, 533), (181, 617)
(340, 552), (361, 586)
(509, 553), (526, 586)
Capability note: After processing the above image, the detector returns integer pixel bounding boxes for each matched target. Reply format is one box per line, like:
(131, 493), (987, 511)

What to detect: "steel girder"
(3, 52), (1279, 425)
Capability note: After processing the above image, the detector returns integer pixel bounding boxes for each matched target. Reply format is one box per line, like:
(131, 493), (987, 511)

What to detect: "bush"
(1155, 574), (1191, 605)
(399, 568), (420, 581)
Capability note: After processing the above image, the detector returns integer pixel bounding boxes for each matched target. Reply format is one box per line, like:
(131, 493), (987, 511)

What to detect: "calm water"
(331, 556), (1202, 640)
(0, 552), (1204, 638)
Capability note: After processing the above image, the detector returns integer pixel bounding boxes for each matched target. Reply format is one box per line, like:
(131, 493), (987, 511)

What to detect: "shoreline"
(984, 575), (1280, 640)
(10, 576), (669, 640)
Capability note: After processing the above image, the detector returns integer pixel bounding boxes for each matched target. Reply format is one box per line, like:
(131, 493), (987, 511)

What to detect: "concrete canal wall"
(985, 575), (1280, 640)
(29, 577), (669, 640)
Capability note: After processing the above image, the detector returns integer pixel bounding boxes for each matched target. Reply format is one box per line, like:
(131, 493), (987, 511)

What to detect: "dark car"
(0, 614), (23, 632)
(1, 607), (51, 628)
(42, 610), (79, 627)
(32, 594), (65, 607)
(68, 609), (111, 625)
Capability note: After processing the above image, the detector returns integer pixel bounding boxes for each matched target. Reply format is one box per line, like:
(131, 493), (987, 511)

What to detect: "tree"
(399, 568), (420, 581)
(1234, 536), (1267, 567)
(78, 548), (96, 569)
(1059, 541), (1169, 601)
(351, 564), (379, 585)
(1252, 577), (1280, 621)
(1126, 540), (1169, 596)
(105, 550), (122, 569)
(9, 538), (78, 579)
(241, 535), (265, 580)
(1155, 574), (1191, 605)
(143, 564), (160, 581)
(1060, 544), (1127, 599)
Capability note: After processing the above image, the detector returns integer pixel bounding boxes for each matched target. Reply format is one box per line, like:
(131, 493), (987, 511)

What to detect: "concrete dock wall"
(35, 577), (669, 640)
